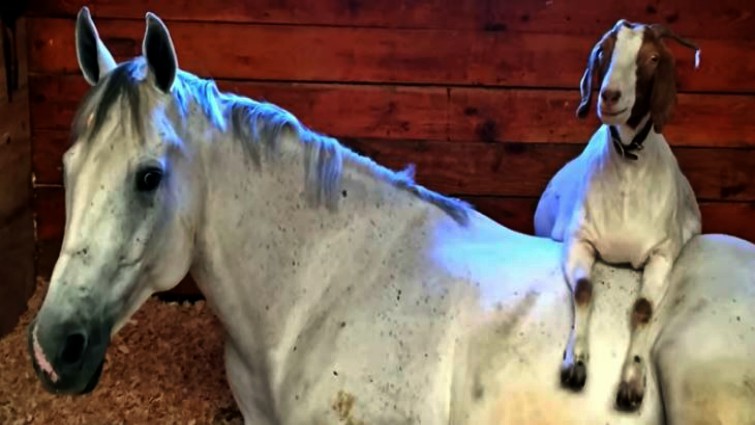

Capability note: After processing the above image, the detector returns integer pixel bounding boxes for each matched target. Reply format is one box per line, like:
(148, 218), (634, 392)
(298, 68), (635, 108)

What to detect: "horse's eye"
(136, 167), (163, 192)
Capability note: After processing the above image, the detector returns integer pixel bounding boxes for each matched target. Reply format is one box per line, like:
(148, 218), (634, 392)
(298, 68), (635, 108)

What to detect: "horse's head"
(28, 8), (200, 394)
(576, 20), (700, 132)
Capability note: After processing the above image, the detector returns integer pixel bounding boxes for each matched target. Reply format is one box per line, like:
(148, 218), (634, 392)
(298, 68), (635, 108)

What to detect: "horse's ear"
(75, 6), (117, 86)
(142, 12), (178, 93)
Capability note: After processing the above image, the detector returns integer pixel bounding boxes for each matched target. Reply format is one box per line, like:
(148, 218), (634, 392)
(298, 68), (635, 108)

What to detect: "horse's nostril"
(60, 332), (88, 365)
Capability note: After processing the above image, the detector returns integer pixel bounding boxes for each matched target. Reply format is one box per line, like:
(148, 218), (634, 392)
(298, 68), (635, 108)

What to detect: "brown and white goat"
(533, 20), (702, 411)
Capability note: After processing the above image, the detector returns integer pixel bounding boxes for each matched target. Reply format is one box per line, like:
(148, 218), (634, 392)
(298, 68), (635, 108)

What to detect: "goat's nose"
(58, 331), (89, 367)
(601, 88), (622, 104)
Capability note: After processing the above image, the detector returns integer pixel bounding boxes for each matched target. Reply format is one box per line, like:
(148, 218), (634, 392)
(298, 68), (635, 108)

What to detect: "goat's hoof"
(616, 380), (644, 412)
(560, 360), (587, 390)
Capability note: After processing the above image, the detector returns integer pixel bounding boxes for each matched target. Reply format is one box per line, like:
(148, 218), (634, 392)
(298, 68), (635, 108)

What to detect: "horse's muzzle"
(26, 317), (109, 395)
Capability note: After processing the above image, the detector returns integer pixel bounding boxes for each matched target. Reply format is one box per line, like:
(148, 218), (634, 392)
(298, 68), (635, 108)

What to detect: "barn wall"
(0, 18), (36, 336)
(26, 0), (755, 296)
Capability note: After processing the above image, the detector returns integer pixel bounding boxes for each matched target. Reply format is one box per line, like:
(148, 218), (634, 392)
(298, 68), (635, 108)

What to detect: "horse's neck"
(189, 128), (436, 352)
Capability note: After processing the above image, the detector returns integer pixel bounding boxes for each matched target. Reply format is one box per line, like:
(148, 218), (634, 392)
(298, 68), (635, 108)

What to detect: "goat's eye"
(135, 167), (163, 192)
(650, 54), (659, 63)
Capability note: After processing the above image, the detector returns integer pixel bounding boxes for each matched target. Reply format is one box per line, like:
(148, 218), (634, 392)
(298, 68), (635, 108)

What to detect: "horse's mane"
(71, 58), (471, 225)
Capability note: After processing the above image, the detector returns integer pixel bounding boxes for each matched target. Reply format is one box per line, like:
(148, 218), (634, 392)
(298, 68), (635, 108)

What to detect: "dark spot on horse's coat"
(463, 107), (478, 116)
(472, 384), (484, 400)
(736, 316), (741, 321)
(634, 355), (641, 363)
(332, 390), (357, 421)
(632, 298), (653, 327)
(342, 189), (347, 198)
(476, 119), (498, 143)
(665, 12), (679, 23)
(645, 4), (657, 14)
(340, 321), (346, 328)
(483, 22), (507, 32)
(333, 370), (338, 376)
(397, 289), (402, 301)
(575, 278), (593, 306)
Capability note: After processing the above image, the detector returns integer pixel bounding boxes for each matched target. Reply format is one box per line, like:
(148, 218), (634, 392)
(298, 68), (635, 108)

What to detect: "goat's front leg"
(560, 237), (596, 391)
(616, 241), (676, 412)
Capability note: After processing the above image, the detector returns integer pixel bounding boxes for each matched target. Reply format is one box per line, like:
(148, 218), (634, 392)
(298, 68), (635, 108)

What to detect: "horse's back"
(652, 234), (755, 425)
(438, 212), (666, 424)
(446, 214), (755, 424)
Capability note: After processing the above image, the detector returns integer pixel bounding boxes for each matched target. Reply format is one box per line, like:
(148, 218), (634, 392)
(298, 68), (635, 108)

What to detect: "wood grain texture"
(26, 18), (755, 92)
(32, 129), (755, 202)
(0, 19), (36, 337)
(33, 186), (755, 266)
(28, 75), (755, 154)
(26, 0), (755, 39)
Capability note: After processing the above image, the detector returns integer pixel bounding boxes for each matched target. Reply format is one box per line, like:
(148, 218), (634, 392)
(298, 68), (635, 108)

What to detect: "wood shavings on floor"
(0, 278), (242, 425)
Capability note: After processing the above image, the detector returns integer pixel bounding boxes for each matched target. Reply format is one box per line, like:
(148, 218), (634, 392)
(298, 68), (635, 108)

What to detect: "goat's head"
(576, 20), (700, 133)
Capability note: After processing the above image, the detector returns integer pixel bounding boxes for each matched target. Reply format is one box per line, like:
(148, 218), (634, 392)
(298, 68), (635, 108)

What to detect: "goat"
(533, 19), (702, 412)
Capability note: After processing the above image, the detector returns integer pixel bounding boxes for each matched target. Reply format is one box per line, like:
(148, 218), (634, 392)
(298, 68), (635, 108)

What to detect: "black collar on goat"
(609, 119), (653, 161)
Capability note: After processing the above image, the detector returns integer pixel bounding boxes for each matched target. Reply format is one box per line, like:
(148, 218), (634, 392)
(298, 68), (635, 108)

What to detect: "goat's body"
(535, 124), (701, 264)
(535, 117), (703, 407)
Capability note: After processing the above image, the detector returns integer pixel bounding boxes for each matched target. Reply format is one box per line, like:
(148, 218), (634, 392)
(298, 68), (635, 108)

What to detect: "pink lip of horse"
(33, 327), (59, 383)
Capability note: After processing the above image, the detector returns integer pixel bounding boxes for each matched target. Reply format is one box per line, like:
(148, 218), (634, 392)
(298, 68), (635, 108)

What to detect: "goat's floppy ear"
(75, 7), (117, 86)
(576, 43), (599, 119)
(142, 12), (178, 93)
(650, 50), (677, 133)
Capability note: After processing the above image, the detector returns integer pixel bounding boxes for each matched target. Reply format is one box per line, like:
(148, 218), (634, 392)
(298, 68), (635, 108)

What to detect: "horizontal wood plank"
(344, 140), (755, 201)
(33, 186), (755, 272)
(27, 18), (755, 93)
(26, 0), (755, 39)
(32, 130), (755, 202)
(28, 75), (755, 162)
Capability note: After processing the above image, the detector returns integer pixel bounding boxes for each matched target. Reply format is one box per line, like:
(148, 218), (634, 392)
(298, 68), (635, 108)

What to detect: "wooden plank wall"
(0, 19), (36, 336)
(26, 0), (755, 296)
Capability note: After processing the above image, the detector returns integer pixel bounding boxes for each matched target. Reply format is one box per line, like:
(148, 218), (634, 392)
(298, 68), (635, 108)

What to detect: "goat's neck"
(613, 114), (651, 145)
(606, 114), (664, 164)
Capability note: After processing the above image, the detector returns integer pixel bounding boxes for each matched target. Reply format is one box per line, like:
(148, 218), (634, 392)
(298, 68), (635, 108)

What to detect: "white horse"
(28, 8), (755, 425)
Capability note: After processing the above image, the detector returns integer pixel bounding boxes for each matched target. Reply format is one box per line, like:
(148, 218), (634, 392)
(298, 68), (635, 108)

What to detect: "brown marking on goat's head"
(576, 20), (700, 133)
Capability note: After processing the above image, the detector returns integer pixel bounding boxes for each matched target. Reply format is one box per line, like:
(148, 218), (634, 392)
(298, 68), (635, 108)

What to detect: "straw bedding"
(0, 278), (242, 425)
